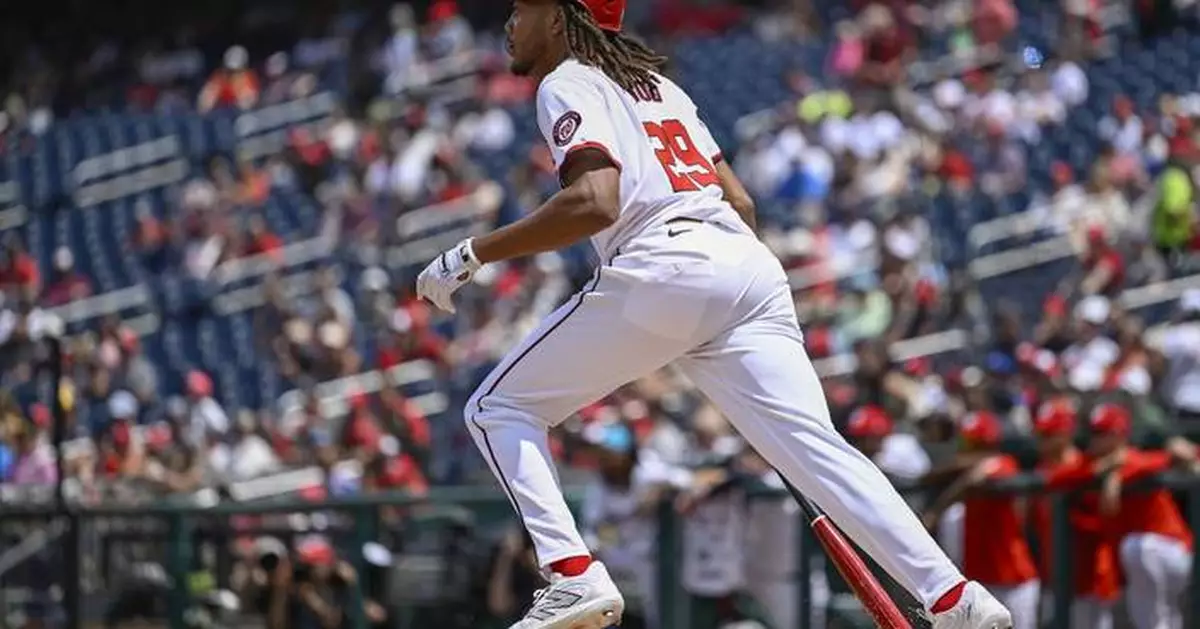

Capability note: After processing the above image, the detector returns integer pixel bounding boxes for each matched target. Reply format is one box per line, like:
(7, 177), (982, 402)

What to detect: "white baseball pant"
(464, 220), (965, 608)
(1071, 597), (1114, 629)
(985, 580), (1039, 629)
(1119, 533), (1192, 629)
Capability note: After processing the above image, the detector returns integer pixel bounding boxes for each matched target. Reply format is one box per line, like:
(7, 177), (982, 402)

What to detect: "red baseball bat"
(789, 486), (912, 629)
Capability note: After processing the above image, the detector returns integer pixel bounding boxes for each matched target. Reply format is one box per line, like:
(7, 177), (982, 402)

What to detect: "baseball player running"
(415, 2), (1013, 627)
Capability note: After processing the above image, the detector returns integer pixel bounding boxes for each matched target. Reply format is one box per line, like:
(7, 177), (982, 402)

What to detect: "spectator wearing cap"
(1029, 397), (1119, 629)
(198, 46), (260, 112)
(186, 370), (229, 449)
(844, 405), (930, 486)
(923, 410), (1040, 629)
(1164, 291), (1200, 433)
(1061, 296), (1119, 392)
(1049, 404), (1197, 629)
(41, 247), (92, 307)
(99, 391), (146, 478)
(425, 0), (474, 60)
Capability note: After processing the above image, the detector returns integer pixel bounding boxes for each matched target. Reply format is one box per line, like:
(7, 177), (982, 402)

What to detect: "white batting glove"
(415, 238), (483, 314)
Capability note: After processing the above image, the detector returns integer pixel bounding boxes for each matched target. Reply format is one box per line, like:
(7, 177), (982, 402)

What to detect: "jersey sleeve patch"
(552, 111), (584, 147)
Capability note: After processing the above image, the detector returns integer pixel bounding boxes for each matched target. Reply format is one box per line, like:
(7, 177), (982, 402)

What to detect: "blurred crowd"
(2, 0), (1200, 628)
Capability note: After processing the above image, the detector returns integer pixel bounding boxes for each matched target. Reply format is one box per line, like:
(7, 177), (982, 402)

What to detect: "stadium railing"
(7, 472), (1200, 629)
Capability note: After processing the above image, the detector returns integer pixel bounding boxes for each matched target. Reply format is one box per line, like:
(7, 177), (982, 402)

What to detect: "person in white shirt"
(1061, 296), (1120, 392)
(1160, 289), (1200, 436)
(1050, 58), (1089, 108)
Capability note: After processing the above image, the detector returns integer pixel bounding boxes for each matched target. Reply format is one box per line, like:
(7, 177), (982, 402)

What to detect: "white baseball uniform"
(464, 58), (965, 609)
(1119, 533), (1192, 629)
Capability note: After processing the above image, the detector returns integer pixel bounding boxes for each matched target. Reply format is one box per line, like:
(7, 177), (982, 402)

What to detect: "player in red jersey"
(922, 411), (1039, 629)
(1043, 404), (1197, 629)
(1029, 398), (1118, 629)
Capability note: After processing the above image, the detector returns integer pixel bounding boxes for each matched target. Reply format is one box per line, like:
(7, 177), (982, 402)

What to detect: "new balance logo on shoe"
(527, 589), (584, 621)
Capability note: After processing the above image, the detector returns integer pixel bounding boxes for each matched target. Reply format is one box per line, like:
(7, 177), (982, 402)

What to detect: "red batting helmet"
(1089, 403), (1131, 438)
(579, 0), (626, 31)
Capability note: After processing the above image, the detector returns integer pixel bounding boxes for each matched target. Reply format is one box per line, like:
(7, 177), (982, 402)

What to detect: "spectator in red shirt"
(381, 386), (432, 453)
(198, 46), (261, 112)
(42, 247), (92, 307)
(378, 300), (449, 370)
(244, 214), (283, 260)
(0, 237), (39, 298)
(857, 4), (912, 86)
(1080, 227), (1126, 297)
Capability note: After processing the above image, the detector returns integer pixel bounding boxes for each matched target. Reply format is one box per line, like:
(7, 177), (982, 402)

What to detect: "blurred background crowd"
(5, 0), (1200, 627)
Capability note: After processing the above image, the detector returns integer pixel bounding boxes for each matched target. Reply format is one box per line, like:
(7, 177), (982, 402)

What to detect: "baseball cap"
(959, 411), (1002, 446)
(1089, 404), (1131, 437)
(1034, 398), (1076, 436)
(846, 405), (893, 439)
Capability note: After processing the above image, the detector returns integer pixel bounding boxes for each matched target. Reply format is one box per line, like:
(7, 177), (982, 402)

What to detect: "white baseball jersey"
(536, 59), (747, 262)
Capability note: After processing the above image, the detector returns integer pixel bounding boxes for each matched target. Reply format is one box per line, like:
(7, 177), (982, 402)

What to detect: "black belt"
(666, 217), (706, 226)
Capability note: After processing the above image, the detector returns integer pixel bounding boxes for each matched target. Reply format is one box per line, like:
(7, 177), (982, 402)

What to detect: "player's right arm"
(714, 160), (757, 232)
(471, 74), (622, 264)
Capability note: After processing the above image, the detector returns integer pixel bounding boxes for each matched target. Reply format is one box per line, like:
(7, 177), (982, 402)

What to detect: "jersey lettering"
(629, 82), (663, 103)
(643, 119), (720, 193)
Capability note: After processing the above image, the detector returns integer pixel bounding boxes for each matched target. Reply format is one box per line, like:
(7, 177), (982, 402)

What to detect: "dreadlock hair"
(561, 0), (668, 98)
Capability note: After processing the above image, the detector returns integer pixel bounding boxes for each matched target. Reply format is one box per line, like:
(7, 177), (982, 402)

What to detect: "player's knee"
(464, 388), (487, 427)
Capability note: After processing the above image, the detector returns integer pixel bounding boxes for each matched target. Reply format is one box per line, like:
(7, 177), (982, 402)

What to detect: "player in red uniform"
(1043, 404), (1197, 629)
(922, 411), (1039, 629)
(1029, 398), (1119, 629)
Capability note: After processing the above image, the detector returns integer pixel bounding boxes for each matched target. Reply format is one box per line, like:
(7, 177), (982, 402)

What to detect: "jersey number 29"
(644, 119), (719, 193)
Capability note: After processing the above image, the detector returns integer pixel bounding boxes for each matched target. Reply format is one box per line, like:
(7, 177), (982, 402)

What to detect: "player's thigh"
(677, 312), (835, 441)
(468, 269), (692, 426)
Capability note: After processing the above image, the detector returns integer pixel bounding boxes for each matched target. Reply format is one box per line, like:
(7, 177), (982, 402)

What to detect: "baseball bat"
(785, 483), (912, 629)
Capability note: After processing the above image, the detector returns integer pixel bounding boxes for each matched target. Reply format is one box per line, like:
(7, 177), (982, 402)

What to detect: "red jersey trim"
(561, 141), (624, 175)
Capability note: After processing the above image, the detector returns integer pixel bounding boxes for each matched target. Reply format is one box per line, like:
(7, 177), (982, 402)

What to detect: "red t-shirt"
(1085, 249), (1125, 295)
(1033, 450), (1121, 600)
(1046, 449), (1192, 548)
(0, 254), (38, 289)
(1116, 450), (1192, 549)
(963, 455), (1039, 585)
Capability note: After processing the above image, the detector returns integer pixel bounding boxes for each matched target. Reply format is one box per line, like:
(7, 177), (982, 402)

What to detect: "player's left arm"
(692, 108), (757, 232)
(714, 160), (756, 233)
(472, 151), (619, 263)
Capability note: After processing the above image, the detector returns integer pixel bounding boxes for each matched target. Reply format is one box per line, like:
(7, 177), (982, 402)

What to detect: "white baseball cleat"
(930, 581), (1014, 629)
(510, 561), (624, 629)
